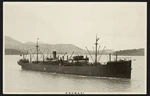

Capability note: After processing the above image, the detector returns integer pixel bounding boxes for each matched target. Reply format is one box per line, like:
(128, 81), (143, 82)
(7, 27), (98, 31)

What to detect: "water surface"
(3, 55), (146, 94)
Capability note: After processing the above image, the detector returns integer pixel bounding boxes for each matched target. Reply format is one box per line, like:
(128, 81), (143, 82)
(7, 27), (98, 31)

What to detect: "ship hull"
(18, 60), (131, 78)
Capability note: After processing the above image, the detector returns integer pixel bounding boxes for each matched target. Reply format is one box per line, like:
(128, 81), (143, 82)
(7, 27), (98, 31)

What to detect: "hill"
(4, 36), (86, 55)
(5, 36), (143, 56)
(114, 48), (144, 56)
(5, 49), (28, 55)
(5, 36), (24, 50)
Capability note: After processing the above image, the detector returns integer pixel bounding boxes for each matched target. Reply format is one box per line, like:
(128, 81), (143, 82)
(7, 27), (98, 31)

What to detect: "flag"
(97, 38), (99, 41)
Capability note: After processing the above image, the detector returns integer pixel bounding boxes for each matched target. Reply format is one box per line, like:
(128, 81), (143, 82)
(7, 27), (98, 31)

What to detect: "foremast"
(95, 34), (99, 64)
(36, 38), (39, 62)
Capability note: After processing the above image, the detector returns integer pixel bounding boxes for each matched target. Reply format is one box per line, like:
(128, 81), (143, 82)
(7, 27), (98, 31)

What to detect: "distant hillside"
(5, 36), (24, 50)
(5, 49), (28, 55)
(114, 48), (144, 56)
(4, 36), (86, 55)
(90, 49), (115, 55)
(5, 36), (143, 56)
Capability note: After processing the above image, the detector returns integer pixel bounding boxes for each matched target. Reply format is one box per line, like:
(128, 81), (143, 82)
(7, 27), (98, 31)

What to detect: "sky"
(3, 2), (147, 50)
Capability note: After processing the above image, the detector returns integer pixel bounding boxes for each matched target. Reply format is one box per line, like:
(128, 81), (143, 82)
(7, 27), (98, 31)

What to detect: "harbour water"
(3, 55), (146, 94)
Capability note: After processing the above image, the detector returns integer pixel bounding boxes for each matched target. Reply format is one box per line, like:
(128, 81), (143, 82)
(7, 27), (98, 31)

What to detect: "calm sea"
(3, 54), (146, 94)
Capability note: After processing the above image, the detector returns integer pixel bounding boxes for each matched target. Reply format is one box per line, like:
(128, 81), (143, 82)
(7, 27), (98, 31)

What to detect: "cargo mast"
(95, 34), (99, 64)
(36, 38), (39, 62)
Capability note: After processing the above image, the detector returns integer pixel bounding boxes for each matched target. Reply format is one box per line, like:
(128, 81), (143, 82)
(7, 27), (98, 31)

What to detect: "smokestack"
(53, 51), (57, 59)
(109, 53), (111, 61)
(67, 55), (69, 60)
(116, 54), (117, 61)
(58, 55), (59, 60)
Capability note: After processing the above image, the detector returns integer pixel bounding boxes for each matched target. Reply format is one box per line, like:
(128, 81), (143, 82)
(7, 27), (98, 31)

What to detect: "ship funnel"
(116, 54), (117, 61)
(53, 51), (57, 59)
(109, 53), (111, 61)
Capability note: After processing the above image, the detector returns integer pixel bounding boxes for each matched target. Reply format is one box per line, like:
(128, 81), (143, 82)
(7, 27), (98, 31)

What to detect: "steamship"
(17, 35), (132, 78)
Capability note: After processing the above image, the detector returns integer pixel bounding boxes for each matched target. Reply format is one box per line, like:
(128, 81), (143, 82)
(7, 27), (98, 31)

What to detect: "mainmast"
(95, 34), (99, 64)
(36, 38), (39, 62)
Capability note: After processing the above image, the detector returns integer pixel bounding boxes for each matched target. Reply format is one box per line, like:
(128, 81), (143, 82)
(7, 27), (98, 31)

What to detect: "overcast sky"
(3, 2), (147, 50)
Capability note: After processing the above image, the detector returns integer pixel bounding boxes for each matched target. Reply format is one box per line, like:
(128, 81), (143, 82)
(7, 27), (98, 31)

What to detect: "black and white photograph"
(3, 2), (147, 94)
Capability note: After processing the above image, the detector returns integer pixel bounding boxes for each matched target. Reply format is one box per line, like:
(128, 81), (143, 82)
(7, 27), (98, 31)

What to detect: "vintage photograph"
(3, 2), (147, 94)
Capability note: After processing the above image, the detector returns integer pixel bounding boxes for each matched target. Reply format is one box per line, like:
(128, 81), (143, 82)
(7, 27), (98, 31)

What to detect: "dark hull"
(18, 60), (132, 78)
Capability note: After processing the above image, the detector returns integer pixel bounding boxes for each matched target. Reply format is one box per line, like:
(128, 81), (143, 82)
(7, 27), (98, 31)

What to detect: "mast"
(30, 54), (32, 62)
(85, 47), (94, 62)
(95, 34), (99, 64)
(36, 38), (39, 62)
